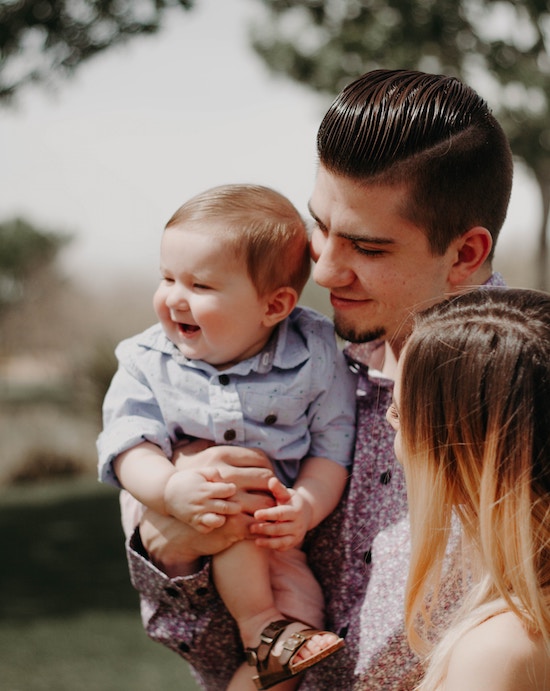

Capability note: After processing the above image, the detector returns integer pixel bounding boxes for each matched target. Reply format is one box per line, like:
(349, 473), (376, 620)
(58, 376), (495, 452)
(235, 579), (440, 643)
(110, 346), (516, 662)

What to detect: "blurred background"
(1, 0), (548, 688)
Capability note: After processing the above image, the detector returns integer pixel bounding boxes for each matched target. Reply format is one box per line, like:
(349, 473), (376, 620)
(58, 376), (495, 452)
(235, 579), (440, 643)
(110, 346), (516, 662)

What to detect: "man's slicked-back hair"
(317, 69), (513, 256)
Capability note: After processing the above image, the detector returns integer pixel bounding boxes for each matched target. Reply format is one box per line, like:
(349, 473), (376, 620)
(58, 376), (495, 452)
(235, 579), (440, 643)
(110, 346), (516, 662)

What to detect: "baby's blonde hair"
(165, 184), (311, 297)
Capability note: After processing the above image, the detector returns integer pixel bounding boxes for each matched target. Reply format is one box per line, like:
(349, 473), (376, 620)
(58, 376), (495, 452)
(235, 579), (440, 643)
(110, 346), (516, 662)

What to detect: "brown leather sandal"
(244, 619), (345, 690)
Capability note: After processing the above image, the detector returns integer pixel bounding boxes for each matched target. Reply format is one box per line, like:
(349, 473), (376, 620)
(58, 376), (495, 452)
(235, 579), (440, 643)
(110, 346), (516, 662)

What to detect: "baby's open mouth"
(178, 323), (200, 335)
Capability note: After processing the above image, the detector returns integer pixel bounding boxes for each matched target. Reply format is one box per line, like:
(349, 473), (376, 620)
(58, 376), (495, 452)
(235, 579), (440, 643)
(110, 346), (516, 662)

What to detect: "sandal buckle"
(245, 648), (258, 667)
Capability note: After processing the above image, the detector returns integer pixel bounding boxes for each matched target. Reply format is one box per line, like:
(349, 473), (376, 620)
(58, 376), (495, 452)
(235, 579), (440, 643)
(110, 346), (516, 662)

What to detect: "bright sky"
(0, 0), (541, 293)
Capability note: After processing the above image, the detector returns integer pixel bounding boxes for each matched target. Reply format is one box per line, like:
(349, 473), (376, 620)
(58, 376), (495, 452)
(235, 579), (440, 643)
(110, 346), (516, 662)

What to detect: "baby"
(97, 183), (356, 690)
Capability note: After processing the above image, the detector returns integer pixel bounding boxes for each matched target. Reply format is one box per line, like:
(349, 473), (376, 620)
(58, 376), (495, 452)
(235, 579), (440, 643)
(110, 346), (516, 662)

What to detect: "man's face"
(309, 166), (458, 352)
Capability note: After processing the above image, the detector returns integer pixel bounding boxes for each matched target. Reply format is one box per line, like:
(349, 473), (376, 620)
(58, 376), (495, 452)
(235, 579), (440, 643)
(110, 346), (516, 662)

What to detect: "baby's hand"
(250, 476), (313, 550)
(164, 467), (241, 533)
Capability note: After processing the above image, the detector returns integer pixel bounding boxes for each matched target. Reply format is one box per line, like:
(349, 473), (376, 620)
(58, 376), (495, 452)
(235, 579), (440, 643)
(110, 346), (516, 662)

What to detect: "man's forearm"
(139, 510), (204, 576)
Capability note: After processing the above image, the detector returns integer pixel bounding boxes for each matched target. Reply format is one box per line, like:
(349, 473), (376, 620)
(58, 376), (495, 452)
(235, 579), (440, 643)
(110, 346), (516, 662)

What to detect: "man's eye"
(353, 244), (385, 257)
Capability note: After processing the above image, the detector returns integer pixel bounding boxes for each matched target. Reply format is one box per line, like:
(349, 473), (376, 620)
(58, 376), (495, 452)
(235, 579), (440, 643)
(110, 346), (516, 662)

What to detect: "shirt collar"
(137, 310), (310, 376)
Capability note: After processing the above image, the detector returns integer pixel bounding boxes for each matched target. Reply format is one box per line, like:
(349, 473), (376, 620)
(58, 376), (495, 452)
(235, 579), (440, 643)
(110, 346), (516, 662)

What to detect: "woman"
(387, 287), (550, 690)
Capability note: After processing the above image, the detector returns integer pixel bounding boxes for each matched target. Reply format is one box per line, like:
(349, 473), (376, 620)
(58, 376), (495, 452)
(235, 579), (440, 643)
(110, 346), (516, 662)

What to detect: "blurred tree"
(0, 217), (68, 312)
(249, 0), (550, 289)
(0, 218), (88, 358)
(0, 217), (124, 422)
(0, 0), (194, 102)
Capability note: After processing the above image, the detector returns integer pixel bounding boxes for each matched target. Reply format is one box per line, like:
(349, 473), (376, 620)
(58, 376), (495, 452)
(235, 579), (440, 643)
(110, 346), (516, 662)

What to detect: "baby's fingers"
(195, 512), (227, 531)
(206, 496), (242, 517)
(254, 504), (294, 523)
(206, 480), (238, 500)
(267, 476), (292, 504)
(191, 498), (241, 533)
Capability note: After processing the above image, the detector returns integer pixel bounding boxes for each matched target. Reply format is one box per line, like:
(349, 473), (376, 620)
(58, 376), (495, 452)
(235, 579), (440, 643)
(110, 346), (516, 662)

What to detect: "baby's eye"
(193, 283), (211, 290)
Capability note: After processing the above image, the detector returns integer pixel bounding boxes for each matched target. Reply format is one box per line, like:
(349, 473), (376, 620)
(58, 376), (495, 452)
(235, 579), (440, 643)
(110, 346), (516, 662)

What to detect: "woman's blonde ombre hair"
(399, 287), (550, 688)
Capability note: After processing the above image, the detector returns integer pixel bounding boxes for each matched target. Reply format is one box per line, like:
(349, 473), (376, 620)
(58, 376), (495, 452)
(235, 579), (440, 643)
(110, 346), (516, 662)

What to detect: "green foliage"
(250, 0), (550, 287)
(0, 479), (200, 690)
(0, 217), (69, 310)
(250, 1), (549, 111)
(79, 338), (119, 421)
(0, 0), (194, 101)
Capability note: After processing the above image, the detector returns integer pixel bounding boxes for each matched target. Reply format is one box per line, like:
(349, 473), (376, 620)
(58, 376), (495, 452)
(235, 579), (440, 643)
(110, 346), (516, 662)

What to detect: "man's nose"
(311, 233), (354, 289)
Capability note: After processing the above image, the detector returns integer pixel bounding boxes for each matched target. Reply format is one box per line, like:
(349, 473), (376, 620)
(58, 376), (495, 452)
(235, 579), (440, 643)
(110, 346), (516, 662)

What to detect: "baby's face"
(153, 224), (273, 369)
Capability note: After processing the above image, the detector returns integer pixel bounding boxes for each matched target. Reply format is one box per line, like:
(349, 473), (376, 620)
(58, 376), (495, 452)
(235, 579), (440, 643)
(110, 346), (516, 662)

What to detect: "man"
(118, 69), (512, 689)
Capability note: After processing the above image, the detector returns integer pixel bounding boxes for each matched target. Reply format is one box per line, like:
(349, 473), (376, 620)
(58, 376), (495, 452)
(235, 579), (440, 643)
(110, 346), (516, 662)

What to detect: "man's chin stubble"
(333, 317), (385, 344)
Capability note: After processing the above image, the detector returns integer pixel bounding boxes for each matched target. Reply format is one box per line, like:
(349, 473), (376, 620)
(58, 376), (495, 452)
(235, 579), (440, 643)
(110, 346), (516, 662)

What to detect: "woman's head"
(392, 287), (550, 648)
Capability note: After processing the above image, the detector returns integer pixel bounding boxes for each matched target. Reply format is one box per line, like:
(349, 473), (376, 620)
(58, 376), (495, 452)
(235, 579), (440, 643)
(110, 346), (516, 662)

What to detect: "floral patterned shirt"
(124, 274), (506, 690)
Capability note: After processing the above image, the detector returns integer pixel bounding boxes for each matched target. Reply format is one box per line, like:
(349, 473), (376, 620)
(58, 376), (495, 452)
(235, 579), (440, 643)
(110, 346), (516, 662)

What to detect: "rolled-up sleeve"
(126, 526), (243, 689)
(97, 342), (172, 487)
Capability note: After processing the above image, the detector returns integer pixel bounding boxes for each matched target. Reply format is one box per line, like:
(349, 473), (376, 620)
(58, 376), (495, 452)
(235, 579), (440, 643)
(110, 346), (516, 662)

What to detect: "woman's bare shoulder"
(443, 611), (549, 691)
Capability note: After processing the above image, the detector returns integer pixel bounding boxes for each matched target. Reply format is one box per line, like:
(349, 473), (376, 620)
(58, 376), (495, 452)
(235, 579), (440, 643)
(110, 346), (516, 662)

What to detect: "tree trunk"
(534, 173), (550, 291)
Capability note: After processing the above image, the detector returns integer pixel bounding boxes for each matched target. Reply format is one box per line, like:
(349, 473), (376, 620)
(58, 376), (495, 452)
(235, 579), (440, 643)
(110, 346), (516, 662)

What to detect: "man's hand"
(173, 441), (275, 516)
(140, 507), (255, 577)
(138, 440), (277, 577)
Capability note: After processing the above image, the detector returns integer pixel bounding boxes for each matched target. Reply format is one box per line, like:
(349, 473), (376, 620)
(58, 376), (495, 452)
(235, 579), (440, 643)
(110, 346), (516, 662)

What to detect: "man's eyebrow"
(307, 201), (325, 230)
(307, 201), (395, 246)
(345, 233), (395, 246)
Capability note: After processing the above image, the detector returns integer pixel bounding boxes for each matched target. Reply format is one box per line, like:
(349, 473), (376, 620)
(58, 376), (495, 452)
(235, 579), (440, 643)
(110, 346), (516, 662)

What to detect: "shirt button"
(224, 429), (236, 441)
(264, 414), (277, 425)
(164, 586), (180, 598)
(380, 470), (392, 485)
(219, 374), (230, 385)
(174, 425), (186, 440)
(178, 641), (190, 653)
(363, 549), (372, 565)
(195, 587), (208, 597)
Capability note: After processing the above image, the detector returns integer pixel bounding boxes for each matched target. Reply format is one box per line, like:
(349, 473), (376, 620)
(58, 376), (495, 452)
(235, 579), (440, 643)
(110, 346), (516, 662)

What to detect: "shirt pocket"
(241, 391), (309, 428)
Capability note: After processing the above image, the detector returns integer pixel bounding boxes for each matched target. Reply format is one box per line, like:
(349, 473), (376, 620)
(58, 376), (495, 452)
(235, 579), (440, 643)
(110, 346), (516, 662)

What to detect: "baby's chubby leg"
(213, 542), (343, 690)
(214, 541), (290, 690)
(213, 539), (280, 649)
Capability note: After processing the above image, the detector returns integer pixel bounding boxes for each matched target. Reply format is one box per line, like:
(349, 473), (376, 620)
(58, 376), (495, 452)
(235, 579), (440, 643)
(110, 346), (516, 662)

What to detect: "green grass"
(0, 477), (200, 691)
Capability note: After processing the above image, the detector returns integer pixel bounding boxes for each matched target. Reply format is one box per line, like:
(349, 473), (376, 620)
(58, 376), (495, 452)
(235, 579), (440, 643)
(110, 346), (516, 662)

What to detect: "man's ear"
(447, 226), (493, 287)
(262, 286), (298, 327)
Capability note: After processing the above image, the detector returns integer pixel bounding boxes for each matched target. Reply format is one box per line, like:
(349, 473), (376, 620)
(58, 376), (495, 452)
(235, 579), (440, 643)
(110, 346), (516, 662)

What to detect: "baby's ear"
(262, 286), (298, 327)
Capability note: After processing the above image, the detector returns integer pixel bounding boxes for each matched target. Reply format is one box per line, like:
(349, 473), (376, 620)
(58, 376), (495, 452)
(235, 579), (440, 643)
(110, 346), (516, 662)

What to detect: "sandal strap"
(245, 619), (292, 667)
(276, 629), (312, 668)
(245, 619), (345, 690)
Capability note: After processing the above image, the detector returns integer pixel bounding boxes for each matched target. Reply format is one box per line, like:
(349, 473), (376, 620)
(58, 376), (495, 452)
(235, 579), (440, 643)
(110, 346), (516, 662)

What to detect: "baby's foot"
(246, 619), (345, 690)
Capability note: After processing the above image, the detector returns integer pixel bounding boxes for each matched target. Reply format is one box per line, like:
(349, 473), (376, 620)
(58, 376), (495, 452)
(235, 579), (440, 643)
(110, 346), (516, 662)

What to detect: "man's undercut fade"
(317, 69), (513, 256)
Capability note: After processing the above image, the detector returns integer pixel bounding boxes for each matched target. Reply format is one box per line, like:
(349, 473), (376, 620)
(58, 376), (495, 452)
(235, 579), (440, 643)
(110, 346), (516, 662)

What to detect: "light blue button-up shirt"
(97, 306), (357, 487)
